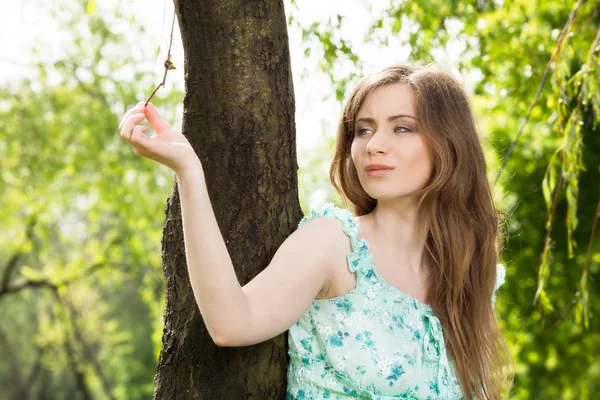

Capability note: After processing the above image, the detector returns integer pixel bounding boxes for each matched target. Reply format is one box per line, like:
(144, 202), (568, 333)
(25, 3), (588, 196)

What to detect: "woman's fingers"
(118, 102), (145, 131)
(118, 102), (195, 171)
(120, 113), (146, 142)
(130, 125), (151, 153)
(144, 102), (170, 132)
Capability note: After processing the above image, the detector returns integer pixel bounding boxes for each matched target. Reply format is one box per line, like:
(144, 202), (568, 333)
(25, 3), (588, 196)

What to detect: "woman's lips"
(366, 168), (394, 177)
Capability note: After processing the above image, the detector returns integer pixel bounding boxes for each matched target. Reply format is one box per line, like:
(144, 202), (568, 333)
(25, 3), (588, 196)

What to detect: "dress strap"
(492, 263), (506, 307)
(298, 203), (374, 275)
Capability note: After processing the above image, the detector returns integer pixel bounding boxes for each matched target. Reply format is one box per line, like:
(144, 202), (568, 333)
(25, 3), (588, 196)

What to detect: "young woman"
(119, 63), (511, 399)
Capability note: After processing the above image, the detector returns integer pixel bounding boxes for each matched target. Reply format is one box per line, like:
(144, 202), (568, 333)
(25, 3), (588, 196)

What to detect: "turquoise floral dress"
(286, 203), (506, 400)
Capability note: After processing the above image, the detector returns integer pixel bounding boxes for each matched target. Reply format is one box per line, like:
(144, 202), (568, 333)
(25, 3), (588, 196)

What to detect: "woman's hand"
(119, 102), (200, 175)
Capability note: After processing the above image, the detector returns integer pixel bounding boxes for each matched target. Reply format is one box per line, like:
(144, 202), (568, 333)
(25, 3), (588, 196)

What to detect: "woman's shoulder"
(295, 202), (349, 232)
(296, 202), (360, 258)
(298, 203), (359, 237)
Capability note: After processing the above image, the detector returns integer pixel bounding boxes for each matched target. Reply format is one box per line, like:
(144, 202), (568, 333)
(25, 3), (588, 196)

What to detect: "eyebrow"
(356, 114), (417, 124)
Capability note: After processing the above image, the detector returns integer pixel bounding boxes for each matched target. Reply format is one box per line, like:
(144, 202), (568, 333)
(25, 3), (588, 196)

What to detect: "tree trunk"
(154, 0), (300, 398)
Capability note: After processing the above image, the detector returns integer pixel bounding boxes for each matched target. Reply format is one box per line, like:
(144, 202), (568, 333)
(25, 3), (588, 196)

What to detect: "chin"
(362, 184), (421, 203)
(364, 189), (408, 201)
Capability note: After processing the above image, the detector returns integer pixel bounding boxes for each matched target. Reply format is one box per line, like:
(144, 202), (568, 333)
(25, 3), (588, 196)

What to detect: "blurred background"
(1, 0), (599, 398)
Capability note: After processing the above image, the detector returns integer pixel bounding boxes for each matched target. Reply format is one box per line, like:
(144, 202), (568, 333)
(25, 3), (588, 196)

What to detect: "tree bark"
(154, 0), (300, 398)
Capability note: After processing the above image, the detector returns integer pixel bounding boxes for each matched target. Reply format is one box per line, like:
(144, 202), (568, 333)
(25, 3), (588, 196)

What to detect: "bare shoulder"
(295, 214), (353, 297)
(296, 214), (353, 257)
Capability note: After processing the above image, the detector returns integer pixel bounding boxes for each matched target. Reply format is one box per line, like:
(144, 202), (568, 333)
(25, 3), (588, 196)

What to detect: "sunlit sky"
(0, 0), (473, 154)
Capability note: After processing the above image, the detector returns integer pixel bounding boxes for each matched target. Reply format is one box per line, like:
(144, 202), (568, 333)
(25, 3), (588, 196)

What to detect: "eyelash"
(355, 125), (412, 136)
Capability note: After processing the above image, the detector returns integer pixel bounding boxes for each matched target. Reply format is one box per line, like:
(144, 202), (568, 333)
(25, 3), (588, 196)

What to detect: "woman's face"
(350, 83), (433, 203)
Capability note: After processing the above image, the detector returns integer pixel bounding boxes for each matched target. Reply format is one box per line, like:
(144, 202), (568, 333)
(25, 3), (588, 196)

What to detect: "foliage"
(295, 0), (600, 398)
(0, 2), (182, 398)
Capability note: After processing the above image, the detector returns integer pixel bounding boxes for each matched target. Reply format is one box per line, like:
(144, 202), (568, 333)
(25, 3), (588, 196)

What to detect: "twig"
(549, 24), (600, 329)
(0, 236), (122, 299)
(552, 193), (600, 329)
(146, 0), (178, 105)
(534, 172), (564, 307)
(0, 259), (121, 298)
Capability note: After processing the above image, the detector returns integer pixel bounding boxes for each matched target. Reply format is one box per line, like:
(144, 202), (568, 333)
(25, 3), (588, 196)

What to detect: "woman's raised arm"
(119, 103), (348, 346)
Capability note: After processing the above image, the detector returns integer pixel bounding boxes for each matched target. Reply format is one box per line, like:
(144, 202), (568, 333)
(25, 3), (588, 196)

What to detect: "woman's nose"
(366, 132), (388, 155)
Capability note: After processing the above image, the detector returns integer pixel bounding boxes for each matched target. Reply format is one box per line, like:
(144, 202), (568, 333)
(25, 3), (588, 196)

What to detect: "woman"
(119, 63), (512, 399)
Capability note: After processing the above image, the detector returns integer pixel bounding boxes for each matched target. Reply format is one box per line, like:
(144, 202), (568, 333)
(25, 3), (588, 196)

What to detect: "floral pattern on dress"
(287, 203), (506, 400)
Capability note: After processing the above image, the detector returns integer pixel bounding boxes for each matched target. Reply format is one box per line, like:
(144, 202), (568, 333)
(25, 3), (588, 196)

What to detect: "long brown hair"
(330, 63), (513, 399)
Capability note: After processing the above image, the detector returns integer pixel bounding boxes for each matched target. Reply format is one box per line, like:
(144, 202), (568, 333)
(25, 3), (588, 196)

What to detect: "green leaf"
(542, 146), (562, 214)
(539, 290), (555, 313)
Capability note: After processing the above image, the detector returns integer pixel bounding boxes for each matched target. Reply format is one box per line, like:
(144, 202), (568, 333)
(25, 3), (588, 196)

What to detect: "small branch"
(0, 260), (119, 298)
(551, 192), (600, 329)
(575, 194), (600, 299)
(0, 236), (122, 299)
(534, 171), (564, 307)
(146, 0), (178, 105)
(0, 279), (57, 296)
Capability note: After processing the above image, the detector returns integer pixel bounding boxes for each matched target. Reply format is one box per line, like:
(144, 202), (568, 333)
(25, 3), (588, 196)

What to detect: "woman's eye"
(356, 128), (371, 136)
(394, 125), (412, 133)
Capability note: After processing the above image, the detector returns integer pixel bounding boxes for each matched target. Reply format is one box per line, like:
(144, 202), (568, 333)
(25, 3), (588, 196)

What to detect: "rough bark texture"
(154, 0), (301, 399)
